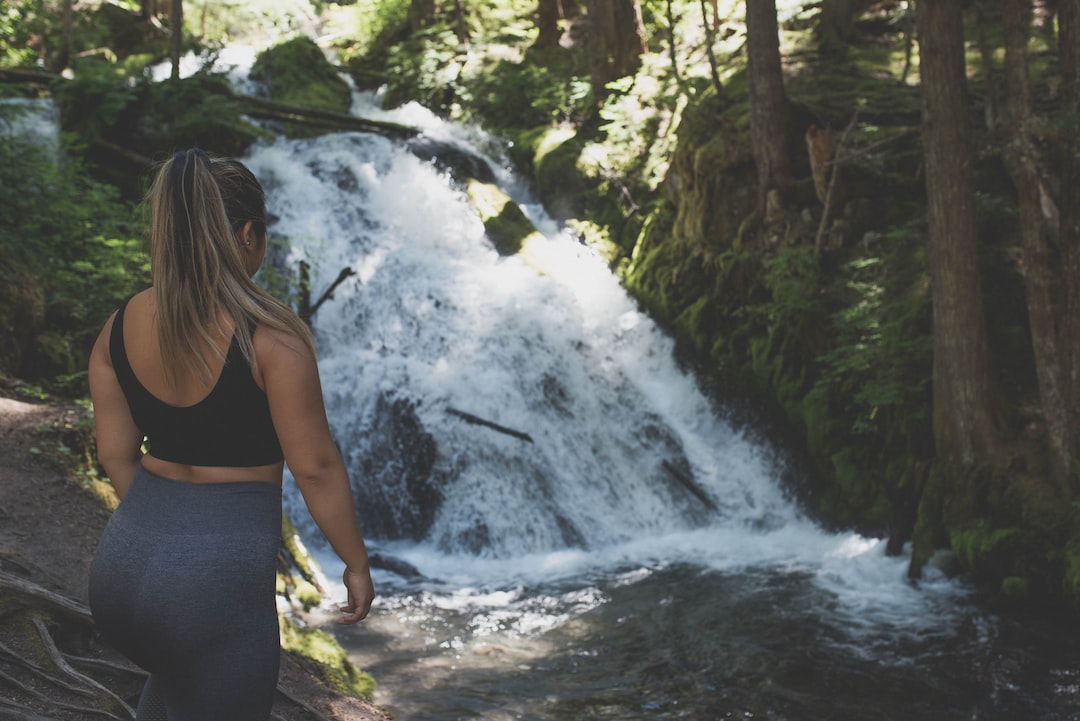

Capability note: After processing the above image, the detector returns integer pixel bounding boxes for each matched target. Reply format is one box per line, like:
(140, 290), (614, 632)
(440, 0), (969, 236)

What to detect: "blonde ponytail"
(148, 149), (314, 387)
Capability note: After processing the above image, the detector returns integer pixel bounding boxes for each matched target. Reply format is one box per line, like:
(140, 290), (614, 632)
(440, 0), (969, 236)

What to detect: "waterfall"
(246, 127), (802, 560)
(0, 97), (61, 155)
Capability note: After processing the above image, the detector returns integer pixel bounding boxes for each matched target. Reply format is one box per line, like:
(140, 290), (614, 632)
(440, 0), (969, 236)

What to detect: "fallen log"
(447, 407), (534, 443)
(0, 67), (58, 85)
(230, 93), (420, 141)
(662, 459), (719, 513)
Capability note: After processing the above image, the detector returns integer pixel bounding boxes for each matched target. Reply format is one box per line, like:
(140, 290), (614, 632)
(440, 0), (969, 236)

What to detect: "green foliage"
(0, 127), (148, 390)
(334, 0), (411, 57)
(0, 0), (46, 67)
(136, 74), (269, 154)
(375, 28), (467, 115)
(53, 58), (139, 142)
(816, 229), (932, 438)
(462, 53), (593, 128)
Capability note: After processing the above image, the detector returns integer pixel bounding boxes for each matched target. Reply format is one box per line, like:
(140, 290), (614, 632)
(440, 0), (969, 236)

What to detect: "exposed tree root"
(0, 695), (63, 721)
(275, 685), (336, 721)
(32, 617), (136, 718)
(0, 568), (379, 720)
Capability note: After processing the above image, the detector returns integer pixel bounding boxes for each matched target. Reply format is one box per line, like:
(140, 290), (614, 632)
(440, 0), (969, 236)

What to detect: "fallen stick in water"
(446, 407), (534, 443)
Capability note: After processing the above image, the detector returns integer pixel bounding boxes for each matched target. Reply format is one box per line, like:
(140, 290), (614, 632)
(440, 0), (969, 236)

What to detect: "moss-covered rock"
(465, 179), (544, 256)
(280, 616), (376, 701)
(533, 127), (591, 221)
(252, 36), (352, 137)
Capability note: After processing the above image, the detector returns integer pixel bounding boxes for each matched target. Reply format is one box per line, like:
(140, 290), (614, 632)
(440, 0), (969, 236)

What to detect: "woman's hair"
(148, 148), (314, 386)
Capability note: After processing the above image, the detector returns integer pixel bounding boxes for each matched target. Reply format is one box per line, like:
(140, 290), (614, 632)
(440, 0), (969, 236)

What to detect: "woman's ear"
(239, 220), (256, 249)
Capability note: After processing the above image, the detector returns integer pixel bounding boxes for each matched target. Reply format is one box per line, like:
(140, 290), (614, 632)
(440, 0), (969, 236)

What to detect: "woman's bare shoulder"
(253, 324), (315, 362)
(90, 288), (150, 366)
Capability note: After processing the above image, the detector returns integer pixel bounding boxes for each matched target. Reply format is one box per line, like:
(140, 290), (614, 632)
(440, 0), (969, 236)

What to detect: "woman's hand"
(339, 566), (375, 624)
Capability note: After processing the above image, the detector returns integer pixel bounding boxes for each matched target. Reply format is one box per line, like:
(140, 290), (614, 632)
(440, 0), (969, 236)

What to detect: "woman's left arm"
(88, 313), (144, 500)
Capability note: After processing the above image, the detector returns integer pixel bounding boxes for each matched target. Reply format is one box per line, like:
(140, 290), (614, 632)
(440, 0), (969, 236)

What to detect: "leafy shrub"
(0, 122), (149, 390)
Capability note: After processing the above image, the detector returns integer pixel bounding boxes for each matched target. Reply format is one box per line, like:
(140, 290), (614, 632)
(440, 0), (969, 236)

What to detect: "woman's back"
(109, 289), (288, 485)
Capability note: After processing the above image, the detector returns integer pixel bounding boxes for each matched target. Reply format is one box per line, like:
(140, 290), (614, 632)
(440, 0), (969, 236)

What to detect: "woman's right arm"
(258, 327), (375, 624)
(88, 313), (144, 500)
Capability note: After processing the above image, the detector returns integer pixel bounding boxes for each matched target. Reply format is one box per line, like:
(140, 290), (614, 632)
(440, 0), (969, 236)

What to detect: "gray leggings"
(89, 466), (282, 721)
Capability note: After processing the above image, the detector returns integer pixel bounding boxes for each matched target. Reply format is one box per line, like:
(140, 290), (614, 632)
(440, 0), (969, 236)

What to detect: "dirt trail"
(0, 391), (393, 721)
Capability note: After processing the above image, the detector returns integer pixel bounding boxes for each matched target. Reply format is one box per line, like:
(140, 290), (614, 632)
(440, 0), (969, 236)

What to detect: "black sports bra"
(109, 299), (284, 467)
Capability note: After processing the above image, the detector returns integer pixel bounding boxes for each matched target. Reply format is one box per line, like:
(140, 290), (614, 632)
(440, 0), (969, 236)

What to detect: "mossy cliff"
(621, 78), (1077, 610)
(619, 88), (1070, 612)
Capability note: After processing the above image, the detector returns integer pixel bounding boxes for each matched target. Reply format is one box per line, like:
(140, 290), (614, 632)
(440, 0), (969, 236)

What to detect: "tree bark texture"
(916, 0), (997, 464)
(410, 0), (437, 31)
(1059, 0), (1080, 460)
(534, 0), (563, 48)
(1001, 0), (1071, 476)
(819, 0), (857, 49)
(170, 0), (182, 79)
(585, 0), (646, 93)
(613, 0), (647, 77)
(745, 0), (792, 213)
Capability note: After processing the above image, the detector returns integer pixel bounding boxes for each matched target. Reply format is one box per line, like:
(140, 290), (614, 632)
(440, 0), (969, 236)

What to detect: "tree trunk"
(449, 0), (469, 41)
(534, 0), (563, 48)
(142, 0), (157, 21)
(60, 0), (73, 70)
(1001, 0), (1072, 476)
(916, 0), (997, 464)
(170, 0), (183, 80)
(410, 0), (437, 31)
(700, 0), (724, 99)
(585, 0), (646, 93)
(745, 0), (793, 214)
(613, 0), (647, 77)
(585, 0), (614, 94)
(819, 0), (857, 53)
(1059, 0), (1080, 463)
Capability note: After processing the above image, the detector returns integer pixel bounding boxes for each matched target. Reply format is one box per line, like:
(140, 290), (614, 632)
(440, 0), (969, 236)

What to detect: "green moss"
(252, 36), (352, 135)
(533, 129), (591, 221)
(1001, 576), (1029, 599)
(465, 179), (543, 256)
(278, 514), (331, 612)
(1065, 516), (1080, 606)
(951, 521), (1021, 571)
(279, 616), (376, 701)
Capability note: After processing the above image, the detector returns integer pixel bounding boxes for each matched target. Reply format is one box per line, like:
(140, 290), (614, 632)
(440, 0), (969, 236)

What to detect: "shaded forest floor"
(0, 389), (393, 721)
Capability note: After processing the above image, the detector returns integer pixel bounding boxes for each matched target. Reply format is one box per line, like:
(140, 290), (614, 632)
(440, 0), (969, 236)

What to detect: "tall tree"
(60, 0), (73, 69)
(819, 0), (858, 51)
(1000, 0), (1071, 476)
(409, 0), (437, 31)
(534, 0), (563, 48)
(585, 0), (647, 94)
(916, 0), (997, 464)
(170, 0), (183, 80)
(745, 0), (792, 214)
(1060, 0), (1080, 465)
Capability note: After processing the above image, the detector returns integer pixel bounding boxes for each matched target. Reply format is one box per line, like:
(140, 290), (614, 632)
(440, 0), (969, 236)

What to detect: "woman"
(87, 148), (375, 721)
